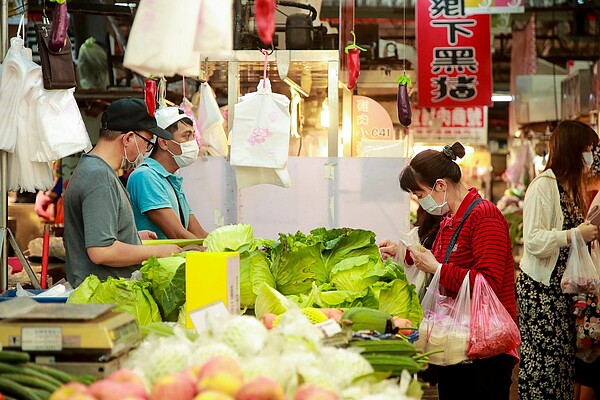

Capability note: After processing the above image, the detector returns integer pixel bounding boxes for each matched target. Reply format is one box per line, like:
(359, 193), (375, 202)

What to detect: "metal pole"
(1, 0), (9, 291)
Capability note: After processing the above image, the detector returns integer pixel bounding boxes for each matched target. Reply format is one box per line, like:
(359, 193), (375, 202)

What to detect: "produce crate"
(0, 289), (68, 303)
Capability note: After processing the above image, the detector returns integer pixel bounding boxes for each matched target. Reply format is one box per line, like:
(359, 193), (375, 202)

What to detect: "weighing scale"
(0, 298), (140, 376)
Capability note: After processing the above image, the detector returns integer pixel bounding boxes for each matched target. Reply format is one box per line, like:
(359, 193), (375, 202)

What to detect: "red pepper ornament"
(255, 0), (276, 45)
(344, 31), (366, 90)
(144, 78), (157, 117)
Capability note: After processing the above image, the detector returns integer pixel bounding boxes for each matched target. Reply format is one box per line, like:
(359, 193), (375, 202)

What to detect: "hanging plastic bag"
(397, 227), (428, 299)
(196, 82), (228, 156)
(416, 269), (471, 366)
(468, 273), (520, 359)
(193, 0), (233, 60)
(28, 87), (91, 162)
(561, 228), (600, 294)
(0, 17), (36, 153)
(124, 0), (202, 77)
(230, 78), (290, 169)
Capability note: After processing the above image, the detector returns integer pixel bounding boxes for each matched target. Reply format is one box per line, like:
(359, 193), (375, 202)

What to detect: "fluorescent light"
(320, 98), (330, 128)
(491, 94), (513, 102)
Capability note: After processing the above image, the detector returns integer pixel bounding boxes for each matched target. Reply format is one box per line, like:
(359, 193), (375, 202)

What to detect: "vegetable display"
(397, 74), (412, 127)
(0, 350), (94, 400)
(344, 32), (366, 90)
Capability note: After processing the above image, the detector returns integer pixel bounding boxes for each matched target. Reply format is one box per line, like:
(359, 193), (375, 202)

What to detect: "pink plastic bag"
(468, 273), (520, 359)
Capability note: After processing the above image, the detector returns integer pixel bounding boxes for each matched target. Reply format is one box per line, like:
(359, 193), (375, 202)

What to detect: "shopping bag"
(561, 228), (600, 294)
(230, 78), (290, 169)
(416, 269), (471, 366)
(468, 273), (520, 359)
(197, 82), (228, 157)
(574, 293), (600, 363)
(398, 227), (429, 300)
(124, 0), (202, 77)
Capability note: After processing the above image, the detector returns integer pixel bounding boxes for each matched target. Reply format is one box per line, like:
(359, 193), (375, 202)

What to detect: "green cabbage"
(240, 249), (275, 308)
(67, 276), (161, 326)
(141, 255), (186, 321)
(204, 224), (255, 252)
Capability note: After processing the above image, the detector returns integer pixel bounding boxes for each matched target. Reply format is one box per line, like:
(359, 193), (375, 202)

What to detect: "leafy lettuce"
(141, 255), (186, 322)
(204, 224), (255, 252)
(67, 275), (161, 326)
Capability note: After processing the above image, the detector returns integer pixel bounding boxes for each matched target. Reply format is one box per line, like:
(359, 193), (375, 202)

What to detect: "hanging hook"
(262, 49), (269, 88)
(257, 42), (275, 55)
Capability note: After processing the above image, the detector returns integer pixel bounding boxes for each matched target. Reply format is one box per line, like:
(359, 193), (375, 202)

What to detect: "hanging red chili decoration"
(344, 31), (366, 90)
(255, 0), (276, 45)
(397, 73), (412, 126)
(144, 79), (157, 117)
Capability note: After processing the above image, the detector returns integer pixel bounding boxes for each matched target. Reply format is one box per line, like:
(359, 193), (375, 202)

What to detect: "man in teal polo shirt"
(127, 107), (209, 239)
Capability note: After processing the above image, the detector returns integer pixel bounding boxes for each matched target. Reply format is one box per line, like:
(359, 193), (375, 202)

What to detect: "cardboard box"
(185, 252), (240, 329)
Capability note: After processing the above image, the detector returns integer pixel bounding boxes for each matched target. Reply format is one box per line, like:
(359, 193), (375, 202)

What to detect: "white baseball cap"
(154, 107), (189, 130)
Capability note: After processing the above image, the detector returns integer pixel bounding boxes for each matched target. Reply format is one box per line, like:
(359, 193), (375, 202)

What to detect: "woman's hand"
(378, 239), (398, 260)
(577, 222), (599, 243)
(408, 245), (441, 274)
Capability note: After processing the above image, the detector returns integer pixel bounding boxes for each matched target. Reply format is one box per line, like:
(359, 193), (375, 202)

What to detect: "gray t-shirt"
(64, 154), (140, 287)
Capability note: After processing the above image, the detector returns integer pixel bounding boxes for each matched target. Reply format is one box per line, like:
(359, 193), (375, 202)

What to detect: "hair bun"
(442, 145), (457, 161)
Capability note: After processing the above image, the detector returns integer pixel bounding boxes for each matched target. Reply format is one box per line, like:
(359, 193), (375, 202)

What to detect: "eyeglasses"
(132, 131), (155, 152)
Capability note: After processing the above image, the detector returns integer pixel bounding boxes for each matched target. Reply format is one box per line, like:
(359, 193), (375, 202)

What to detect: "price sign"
(352, 96), (394, 141)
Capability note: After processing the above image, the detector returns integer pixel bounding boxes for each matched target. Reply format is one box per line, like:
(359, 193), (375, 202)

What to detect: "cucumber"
(28, 388), (52, 400)
(0, 363), (62, 387)
(0, 373), (60, 393)
(25, 363), (75, 384)
(0, 377), (42, 400)
(0, 351), (29, 364)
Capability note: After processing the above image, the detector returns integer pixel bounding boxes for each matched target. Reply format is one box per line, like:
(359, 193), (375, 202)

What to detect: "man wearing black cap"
(63, 98), (182, 287)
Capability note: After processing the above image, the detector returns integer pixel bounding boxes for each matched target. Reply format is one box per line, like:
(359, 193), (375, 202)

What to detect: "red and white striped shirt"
(432, 188), (518, 322)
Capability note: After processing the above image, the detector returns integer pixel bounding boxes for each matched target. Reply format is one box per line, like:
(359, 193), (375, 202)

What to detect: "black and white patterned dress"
(516, 182), (581, 400)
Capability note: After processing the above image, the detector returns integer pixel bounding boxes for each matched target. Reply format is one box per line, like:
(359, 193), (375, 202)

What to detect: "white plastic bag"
(197, 82), (228, 156)
(397, 227), (428, 299)
(28, 88), (91, 162)
(562, 228), (600, 294)
(230, 79), (290, 169)
(416, 269), (471, 366)
(124, 0), (233, 77)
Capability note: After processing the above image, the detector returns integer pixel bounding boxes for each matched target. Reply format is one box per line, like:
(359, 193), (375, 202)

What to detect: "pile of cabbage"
(205, 224), (422, 326)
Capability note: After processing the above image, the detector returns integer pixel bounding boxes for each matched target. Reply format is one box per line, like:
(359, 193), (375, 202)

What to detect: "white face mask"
(583, 151), (593, 168)
(417, 181), (450, 216)
(122, 135), (144, 171)
(167, 139), (199, 169)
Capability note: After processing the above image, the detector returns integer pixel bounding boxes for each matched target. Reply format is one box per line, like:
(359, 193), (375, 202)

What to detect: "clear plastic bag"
(416, 269), (471, 366)
(468, 273), (520, 359)
(561, 228), (600, 294)
(398, 227), (428, 299)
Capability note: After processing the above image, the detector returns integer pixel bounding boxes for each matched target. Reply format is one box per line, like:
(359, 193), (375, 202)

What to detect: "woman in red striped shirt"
(400, 142), (517, 400)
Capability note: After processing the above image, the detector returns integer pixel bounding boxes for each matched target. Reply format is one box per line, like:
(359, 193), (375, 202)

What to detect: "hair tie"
(442, 145), (457, 160)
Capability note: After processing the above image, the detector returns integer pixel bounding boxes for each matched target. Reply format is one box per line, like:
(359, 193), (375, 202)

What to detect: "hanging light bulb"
(320, 98), (330, 128)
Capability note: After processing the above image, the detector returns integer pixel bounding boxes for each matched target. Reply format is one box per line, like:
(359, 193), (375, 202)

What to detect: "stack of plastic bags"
(230, 79), (291, 189)
(195, 82), (228, 157)
(0, 17), (91, 192)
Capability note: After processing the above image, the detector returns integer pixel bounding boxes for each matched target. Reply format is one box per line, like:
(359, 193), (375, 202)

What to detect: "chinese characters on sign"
(417, 0), (492, 107)
(411, 106), (488, 145)
(464, 0), (524, 15)
(352, 96), (395, 141)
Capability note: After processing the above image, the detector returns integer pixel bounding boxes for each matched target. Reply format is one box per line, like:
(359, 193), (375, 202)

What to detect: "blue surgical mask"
(583, 151), (593, 168)
(417, 181), (450, 216)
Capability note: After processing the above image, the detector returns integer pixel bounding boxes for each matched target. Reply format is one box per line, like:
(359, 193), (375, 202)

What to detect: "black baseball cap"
(101, 98), (173, 140)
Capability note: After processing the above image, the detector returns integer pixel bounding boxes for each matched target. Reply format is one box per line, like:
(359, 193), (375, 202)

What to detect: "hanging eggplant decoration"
(255, 0), (276, 45)
(49, 1), (69, 52)
(344, 31), (366, 90)
(397, 74), (412, 127)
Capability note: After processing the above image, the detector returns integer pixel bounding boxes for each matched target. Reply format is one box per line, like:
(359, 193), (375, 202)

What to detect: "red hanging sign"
(416, 0), (492, 107)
